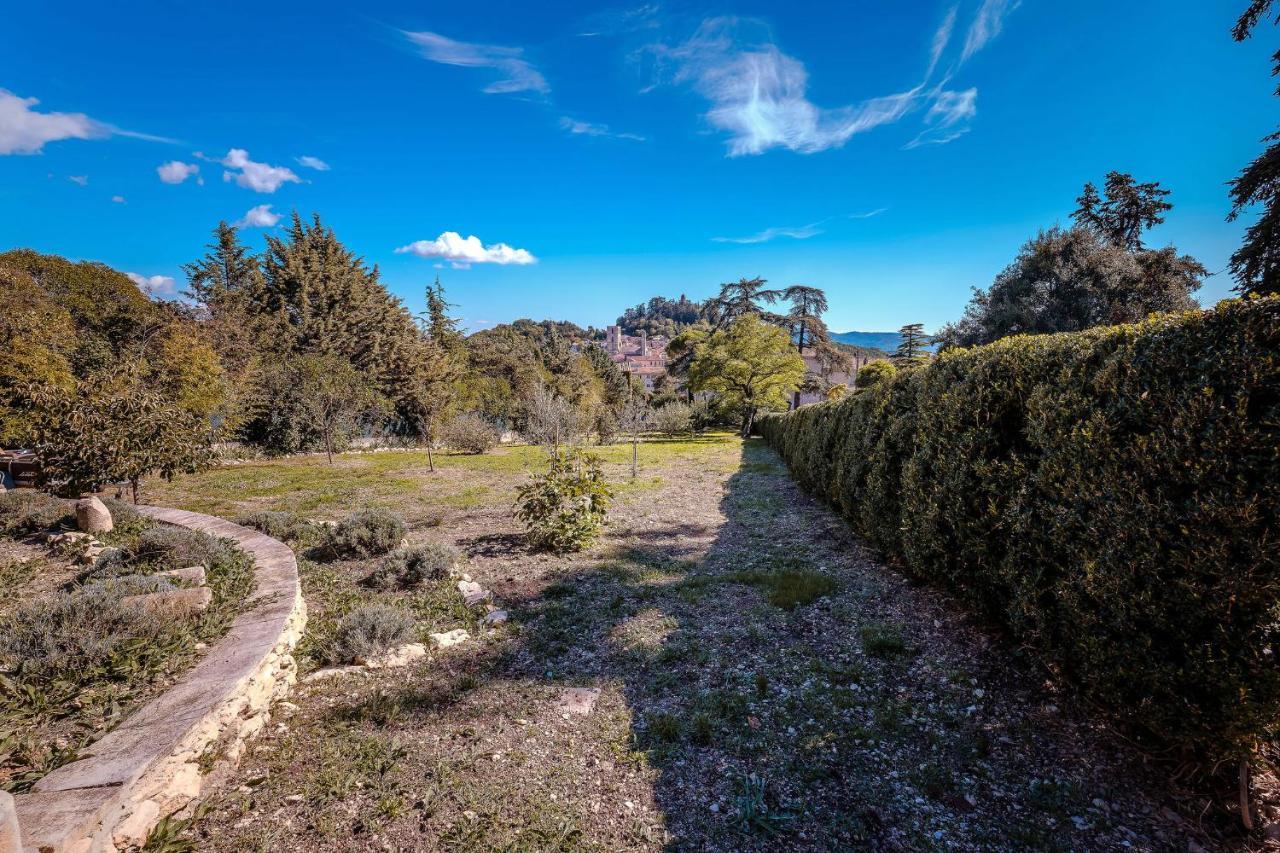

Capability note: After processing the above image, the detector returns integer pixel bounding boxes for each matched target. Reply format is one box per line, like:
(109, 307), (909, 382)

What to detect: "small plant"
(860, 621), (910, 658)
(328, 509), (406, 558)
(0, 491), (71, 536)
(237, 510), (316, 543)
(651, 402), (693, 438)
(724, 560), (839, 610)
(645, 711), (681, 745)
(439, 412), (500, 455)
(372, 543), (458, 589)
(853, 359), (896, 389)
(134, 526), (234, 570)
(330, 604), (415, 664)
(515, 449), (612, 553)
(734, 773), (795, 838)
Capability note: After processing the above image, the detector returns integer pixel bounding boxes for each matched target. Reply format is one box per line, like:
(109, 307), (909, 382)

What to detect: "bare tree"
(523, 385), (580, 458)
(618, 394), (651, 478)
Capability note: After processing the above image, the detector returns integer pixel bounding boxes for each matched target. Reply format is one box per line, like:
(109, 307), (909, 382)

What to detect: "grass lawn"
(149, 433), (1199, 851)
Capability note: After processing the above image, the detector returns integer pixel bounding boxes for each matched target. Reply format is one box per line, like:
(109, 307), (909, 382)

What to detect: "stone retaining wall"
(7, 507), (306, 853)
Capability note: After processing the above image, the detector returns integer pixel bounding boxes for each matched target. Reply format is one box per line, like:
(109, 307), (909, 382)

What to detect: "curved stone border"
(9, 507), (306, 853)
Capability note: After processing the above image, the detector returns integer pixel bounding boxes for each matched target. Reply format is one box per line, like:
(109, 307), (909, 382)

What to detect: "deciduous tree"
(687, 314), (806, 437)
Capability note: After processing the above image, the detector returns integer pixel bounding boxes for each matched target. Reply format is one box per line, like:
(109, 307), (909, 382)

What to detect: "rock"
(162, 565), (207, 586)
(457, 580), (490, 607)
(430, 629), (470, 649)
(556, 687), (601, 716)
(357, 642), (428, 668)
(275, 701), (300, 715)
(121, 586), (213, 617)
(484, 610), (509, 626)
(47, 530), (93, 546)
(75, 496), (113, 533)
(0, 791), (22, 853)
(302, 666), (367, 683)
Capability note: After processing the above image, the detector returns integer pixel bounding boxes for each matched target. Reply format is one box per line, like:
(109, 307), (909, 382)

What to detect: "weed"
(327, 509), (406, 559)
(734, 773), (795, 838)
(724, 565), (838, 610)
(329, 604), (415, 664)
(860, 621), (911, 659)
(371, 543), (458, 590)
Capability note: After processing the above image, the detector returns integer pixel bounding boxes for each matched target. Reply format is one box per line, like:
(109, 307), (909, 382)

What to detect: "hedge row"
(759, 298), (1280, 762)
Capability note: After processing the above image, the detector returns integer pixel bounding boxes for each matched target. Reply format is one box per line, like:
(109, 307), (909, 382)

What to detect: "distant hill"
(832, 330), (940, 353)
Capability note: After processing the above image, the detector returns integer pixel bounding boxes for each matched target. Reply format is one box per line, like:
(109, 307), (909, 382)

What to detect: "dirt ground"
(150, 435), (1261, 851)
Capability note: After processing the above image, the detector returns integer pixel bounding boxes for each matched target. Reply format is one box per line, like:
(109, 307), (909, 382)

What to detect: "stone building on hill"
(602, 325), (670, 390)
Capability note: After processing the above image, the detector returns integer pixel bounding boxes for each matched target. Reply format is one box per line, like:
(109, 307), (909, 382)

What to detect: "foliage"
(616, 294), (704, 338)
(27, 369), (217, 501)
(1072, 171), (1172, 251)
(439, 412), (500, 454)
(330, 604), (415, 664)
(892, 323), (930, 366)
(759, 297), (1280, 764)
(329, 509), (406, 559)
(687, 314), (807, 436)
(241, 353), (380, 459)
(522, 386), (581, 453)
(236, 510), (317, 543)
(854, 360), (897, 389)
(372, 543), (459, 590)
(0, 492), (71, 535)
(651, 402), (693, 437)
(706, 277), (783, 328)
(134, 526), (235, 570)
(938, 226), (1204, 348)
(1228, 3), (1280, 295)
(515, 449), (612, 553)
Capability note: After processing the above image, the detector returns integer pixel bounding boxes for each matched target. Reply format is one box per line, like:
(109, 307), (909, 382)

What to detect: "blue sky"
(0, 1), (1273, 333)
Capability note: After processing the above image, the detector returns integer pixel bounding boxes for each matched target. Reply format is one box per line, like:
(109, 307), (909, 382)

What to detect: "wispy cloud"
(216, 149), (301, 193)
(713, 209), (887, 243)
(559, 116), (646, 141)
(111, 195), (125, 203)
(649, 17), (923, 156)
(906, 87), (978, 148)
(295, 155), (330, 171)
(396, 231), (537, 267)
(927, 6), (959, 78)
(961, 0), (1020, 63)
(68, 174), (88, 186)
(157, 160), (200, 184)
(126, 272), (178, 299)
(234, 204), (281, 228)
(403, 30), (549, 95)
(0, 89), (172, 155)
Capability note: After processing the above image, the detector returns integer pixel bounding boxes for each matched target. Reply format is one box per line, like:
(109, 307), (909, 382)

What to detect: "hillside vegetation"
(760, 297), (1280, 766)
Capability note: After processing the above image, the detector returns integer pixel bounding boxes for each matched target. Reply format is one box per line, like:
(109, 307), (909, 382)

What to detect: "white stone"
(484, 610), (509, 626)
(357, 642), (427, 669)
(75, 496), (113, 534)
(162, 565), (207, 586)
(457, 580), (490, 607)
(111, 799), (160, 848)
(430, 629), (470, 649)
(302, 666), (366, 683)
(556, 687), (601, 716)
(121, 586), (213, 617)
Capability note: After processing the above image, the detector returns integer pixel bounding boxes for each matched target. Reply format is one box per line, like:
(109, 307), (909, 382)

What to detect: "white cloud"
(403, 30), (549, 95)
(126, 272), (178, 299)
(927, 6), (959, 78)
(713, 222), (825, 244)
(906, 87), (978, 148)
(0, 89), (171, 155)
(68, 175), (88, 186)
(849, 207), (888, 219)
(296, 155), (329, 171)
(395, 231), (537, 265)
(157, 160), (200, 184)
(652, 18), (923, 156)
(112, 195), (125, 203)
(234, 204), (281, 228)
(559, 116), (646, 141)
(961, 0), (1020, 63)
(218, 149), (300, 193)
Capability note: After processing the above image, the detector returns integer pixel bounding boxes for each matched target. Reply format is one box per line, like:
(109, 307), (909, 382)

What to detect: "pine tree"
(1229, 1), (1280, 295)
(182, 221), (263, 309)
(423, 277), (464, 352)
(893, 323), (930, 366)
(1072, 172), (1173, 251)
(707, 277), (784, 328)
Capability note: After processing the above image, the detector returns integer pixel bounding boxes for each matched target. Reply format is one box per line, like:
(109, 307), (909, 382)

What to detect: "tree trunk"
(631, 437), (638, 478)
(324, 431), (334, 464)
(741, 407), (755, 438)
(131, 478), (140, 504)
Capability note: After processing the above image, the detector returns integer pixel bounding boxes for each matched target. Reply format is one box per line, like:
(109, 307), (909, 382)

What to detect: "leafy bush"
(237, 510), (317, 543)
(135, 525), (234, 570)
(515, 449), (612, 553)
(853, 360), (896, 389)
(759, 297), (1280, 764)
(0, 491), (71, 536)
(372, 543), (458, 589)
(652, 402), (693, 437)
(439, 412), (500, 455)
(331, 604), (415, 663)
(329, 509), (405, 559)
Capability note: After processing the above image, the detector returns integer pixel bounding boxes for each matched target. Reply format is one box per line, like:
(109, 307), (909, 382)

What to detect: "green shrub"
(372, 543), (458, 589)
(0, 492), (71, 536)
(853, 359), (896, 389)
(515, 449), (612, 553)
(135, 526), (234, 570)
(439, 412), (500, 455)
(758, 298), (1280, 764)
(330, 604), (415, 663)
(237, 510), (316, 543)
(651, 402), (693, 437)
(329, 509), (405, 559)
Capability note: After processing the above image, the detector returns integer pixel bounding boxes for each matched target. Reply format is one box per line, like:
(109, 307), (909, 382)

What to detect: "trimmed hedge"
(759, 298), (1280, 762)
